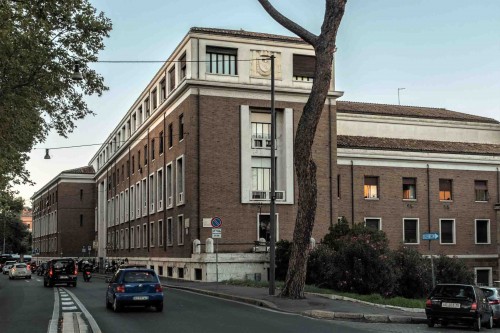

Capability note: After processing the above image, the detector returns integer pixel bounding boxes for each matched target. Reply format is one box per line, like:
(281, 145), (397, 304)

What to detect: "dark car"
(426, 283), (493, 331)
(105, 268), (163, 312)
(43, 258), (77, 287)
(481, 287), (500, 326)
(37, 262), (48, 276)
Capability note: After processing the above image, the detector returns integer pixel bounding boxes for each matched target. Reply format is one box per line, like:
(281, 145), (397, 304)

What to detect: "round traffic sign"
(211, 216), (223, 228)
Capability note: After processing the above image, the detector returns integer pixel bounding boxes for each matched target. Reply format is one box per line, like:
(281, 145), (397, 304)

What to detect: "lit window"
(402, 178), (416, 200)
(439, 179), (453, 201)
(364, 176), (379, 199)
(475, 180), (488, 202)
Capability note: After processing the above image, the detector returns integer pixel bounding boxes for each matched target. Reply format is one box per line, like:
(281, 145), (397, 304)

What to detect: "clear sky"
(15, 0), (500, 204)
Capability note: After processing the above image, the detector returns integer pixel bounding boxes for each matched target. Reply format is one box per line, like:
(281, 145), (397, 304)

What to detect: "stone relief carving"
(250, 50), (282, 80)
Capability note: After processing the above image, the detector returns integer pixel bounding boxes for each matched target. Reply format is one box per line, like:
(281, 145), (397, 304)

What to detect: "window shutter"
(403, 178), (416, 185)
(439, 179), (452, 191)
(293, 54), (316, 78)
(475, 180), (487, 190)
(364, 176), (378, 186)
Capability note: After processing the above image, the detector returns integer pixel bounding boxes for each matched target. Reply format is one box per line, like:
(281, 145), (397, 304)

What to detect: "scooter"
(83, 270), (92, 282)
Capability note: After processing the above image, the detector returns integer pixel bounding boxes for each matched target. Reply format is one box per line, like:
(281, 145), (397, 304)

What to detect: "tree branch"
(257, 0), (318, 46)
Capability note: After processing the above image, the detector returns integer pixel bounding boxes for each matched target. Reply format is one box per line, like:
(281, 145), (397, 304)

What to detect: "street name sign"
(422, 232), (439, 241)
(212, 228), (222, 239)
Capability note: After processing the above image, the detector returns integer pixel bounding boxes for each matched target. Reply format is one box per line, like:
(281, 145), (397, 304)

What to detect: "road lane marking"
(47, 289), (59, 333)
(62, 288), (102, 333)
(62, 306), (78, 311)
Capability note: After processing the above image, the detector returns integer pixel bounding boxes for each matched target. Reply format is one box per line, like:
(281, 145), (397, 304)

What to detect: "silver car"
(481, 287), (500, 326)
(2, 261), (16, 274)
(9, 263), (31, 280)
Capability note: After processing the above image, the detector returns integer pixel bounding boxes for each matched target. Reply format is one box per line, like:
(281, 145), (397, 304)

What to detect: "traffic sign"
(212, 228), (222, 239)
(422, 232), (439, 241)
(211, 216), (223, 228)
(82, 246), (86, 253)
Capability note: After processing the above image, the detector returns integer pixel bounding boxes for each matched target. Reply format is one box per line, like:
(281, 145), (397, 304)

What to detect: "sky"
(14, 0), (500, 204)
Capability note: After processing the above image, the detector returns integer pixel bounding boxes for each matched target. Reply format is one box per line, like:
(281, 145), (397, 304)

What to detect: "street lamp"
(71, 62), (84, 81)
(397, 87), (405, 105)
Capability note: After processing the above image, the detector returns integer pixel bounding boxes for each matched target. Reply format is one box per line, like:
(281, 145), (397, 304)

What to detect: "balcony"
(250, 191), (285, 201)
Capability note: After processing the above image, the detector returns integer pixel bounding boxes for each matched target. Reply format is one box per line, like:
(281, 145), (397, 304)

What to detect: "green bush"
(275, 240), (292, 281)
(434, 255), (474, 284)
(393, 246), (432, 298)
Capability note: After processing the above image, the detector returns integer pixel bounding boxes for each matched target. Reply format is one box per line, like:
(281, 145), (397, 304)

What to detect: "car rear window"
(432, 285), (475, 300)
(53, 260), (73, 269)
(482, 288), (495, 298)
(15, 264), (27, 268)
(123, 271), (157, 283)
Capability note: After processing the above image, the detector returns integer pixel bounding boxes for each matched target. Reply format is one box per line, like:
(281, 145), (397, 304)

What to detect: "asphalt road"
(1, 273), (497, 333)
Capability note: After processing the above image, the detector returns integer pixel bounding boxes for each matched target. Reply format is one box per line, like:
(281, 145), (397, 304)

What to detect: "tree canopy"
(0, 0), (112, 192)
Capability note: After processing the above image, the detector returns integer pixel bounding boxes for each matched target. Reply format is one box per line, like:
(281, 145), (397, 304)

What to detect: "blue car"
(106, 268), (164, 312)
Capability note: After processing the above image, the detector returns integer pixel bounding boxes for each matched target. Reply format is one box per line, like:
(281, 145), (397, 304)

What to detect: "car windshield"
(432, 285), (475, 300)
(123, 271), (157, 283)
(15, 264), (27, 268)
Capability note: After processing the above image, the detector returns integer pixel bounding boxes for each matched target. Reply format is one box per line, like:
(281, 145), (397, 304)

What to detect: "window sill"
(475, 242), (491, 245)
(403, 199), (417, 202)
(439, 243), (456, 245)
(439, 200), (453, 202)
(364, 198), (379, 201)
(475, 201), (489, 203)
(403, 242), (420, 245)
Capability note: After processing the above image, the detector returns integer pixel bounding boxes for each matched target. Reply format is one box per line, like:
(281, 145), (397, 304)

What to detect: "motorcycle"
(83, 270), (92, 282)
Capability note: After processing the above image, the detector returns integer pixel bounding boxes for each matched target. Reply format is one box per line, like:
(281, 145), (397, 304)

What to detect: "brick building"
(32, 166), (96, 260)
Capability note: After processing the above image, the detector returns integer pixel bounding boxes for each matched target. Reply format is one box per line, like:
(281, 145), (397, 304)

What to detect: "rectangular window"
(206, 46), (237, 75)
(145, 98), (150, 118)
(138, 151), (141, 168)
(364, 218), (381, 230)
(80, 214), (83, 227)
(138, 106), (143, 125)
(258, 213), (279, 242)
(136, 225), (140, 248)
(159, 131), (164, 155)
(160, 78), (166, 102)
(168, 123), (173, 148)
(177, 215), (184, 245)
(251, 122), (271, 148)
(124, 189), (129, 221)
(119, 191), (124, 223)
(142, 178), (147, 216)
(475, 268), (492, 286)
(157, 169), (164, 211)
(126, 160), (130, 177)
(176, 156), (185, 205)
(475, 180), (488, 202)
(475, 219), (490, 244)
(150, 221), (155, 247)
(179, 114), (184, 141)
(120, 229), (124, 249)
(180, 53), (186, 79)
(251, 157), (271, 199)
(151, 89), (157, 110)
(132, 113), (137, 132)
(136, 182), (141, 218)
(125, 228), (129, 249)
(166, 163), (173, 208)
(364, 176), (379, 199)
(149, 173), (155, 213)
(130, 186), (135, 220)
(440, 219), (455, 244)
(403, 177), (416, 200)
(439, 179), (453, 201)
(80, 189), (83, 201)
(130, 227), (135, 248)
(144, 144), (148, 165)
(403, 218), (419, 244)
(168, 67), (176, 93)
(337, 174), (341, 199)
(167, 217), (173, 245)
(293, 54), (316, 81)
(143, 223), (147, 248)
(151, 138), (155, 160)
(158, 220), (164, 246)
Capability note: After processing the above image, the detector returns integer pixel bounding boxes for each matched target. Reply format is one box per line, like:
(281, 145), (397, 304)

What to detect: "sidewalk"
(161, 278), (427, 325)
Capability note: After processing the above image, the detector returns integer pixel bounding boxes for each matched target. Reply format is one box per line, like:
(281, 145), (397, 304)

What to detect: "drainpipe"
(197, 88), (201, 241)
(328, 98), (333, 226)
(427, 164), (431, 251)
(128, 146), (131, 252)
(147, 129), (150, 251)
(351, 160), (354, 226)
(163, 112), (167, 252)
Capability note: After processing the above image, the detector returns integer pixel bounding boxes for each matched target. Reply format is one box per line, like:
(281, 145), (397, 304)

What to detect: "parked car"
(37, 262), (48, 276)
(43, 258), (77, 287)
(426, 283), (493, 331)
(2, 261), (16, 275)
(105, 268), (163, 312)
(9, 263), (31, 280)
(481, 287), (500, 326)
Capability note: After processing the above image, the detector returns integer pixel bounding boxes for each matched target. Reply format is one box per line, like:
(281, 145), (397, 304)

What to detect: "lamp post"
(267, 54), (276, 296)
(397, 87), (405, 105)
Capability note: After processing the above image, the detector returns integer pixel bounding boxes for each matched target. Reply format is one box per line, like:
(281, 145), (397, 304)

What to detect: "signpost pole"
(215, 238), (219, 291)
(431, 255), (436, 288)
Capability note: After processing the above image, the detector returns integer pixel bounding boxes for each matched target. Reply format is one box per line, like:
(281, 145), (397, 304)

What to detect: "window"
(130, 227), (135, 248)
(439, 219), (455, 244)
(439, 179), (453, 201)
(160, 78), (166, 102)
(168, 67), (176, 93)
(158, 220), (164, 246)
(143, 223), (147, 248)
(159, 131), (164, 155)
(136, 182), (141, 218)
(475, 219), (490, 244)
(126, 160), (130, 177)
(130, 186), (135, 220)
(151, 138), (155, 160)
(168, 123), (173, 148)
(475, 268), (492, 286)
(364, 218), (381, 230)
(150, 221), (155, 247)
(258, 213), (279, 242)
(138, 151), (141, 169)
(80, 189), (83, 201)
(151, 89), (157, 110)
(157, 169), (164, 211)
(475, 180), (488, 202)
(180, 53), (187, 79)
(206, 46), (237, 75)
(166, 163), (173, 208)
(119, 192), (124, 223)
(403, 218), (419, 244)
(125, 228), (129, 249)
(144, 144), (148, 165)
(120, 229), (124, 249)
(251, 122), (271, 148)
(403, 177), (416, 200)
(124, 189), (129, 221)
(149, 173), (155, 213)
(138, 106), (143, 125)
(167, 217), (173, 245)
(136, 225), (140, 248)
(177, 215), (184, 245)
(132, 113), (137, 132)
(251, 157), (270, 199)
(364, 176), (379, 199)
(80, 214), (83, 227)
(142, 178), (147, 216)
(176, 156), (184, 205)
(293, 54), (315, 81)
(179, 114), (184, 141)
(337, 174), (341, 199)
(145, 98), (150, 118)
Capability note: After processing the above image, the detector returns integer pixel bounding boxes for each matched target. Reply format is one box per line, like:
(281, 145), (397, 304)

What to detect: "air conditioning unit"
(167, 196), (172, 207)
(158, 200), (163, 210)
(251, 191), (267, 200)
(178, 192), (184, 203)
(275, 191), (285, 201)
(252, 139), (263, 148)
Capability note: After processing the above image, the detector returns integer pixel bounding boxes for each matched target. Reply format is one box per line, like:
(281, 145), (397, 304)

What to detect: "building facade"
(32, 167), (96, 260)
(21, 207), (32, 232)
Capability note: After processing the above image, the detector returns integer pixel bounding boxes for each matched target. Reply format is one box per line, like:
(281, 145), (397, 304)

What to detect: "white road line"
(47, 289), (59, 333)
(62, 288), (102, 333)
(61, 301), (74, 306)
(62, 306), (78, 311)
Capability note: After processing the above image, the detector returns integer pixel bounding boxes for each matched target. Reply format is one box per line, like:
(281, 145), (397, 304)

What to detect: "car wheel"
(113, 298), (121, 312)
(474, 316), (481, 332)
(156, 303), (163, 312)
(427, 319), (435, 328)
(486, 314), (493, 329)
